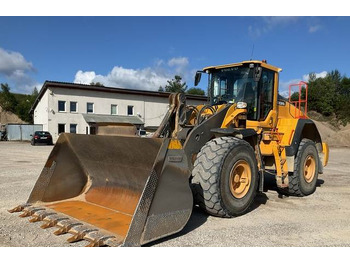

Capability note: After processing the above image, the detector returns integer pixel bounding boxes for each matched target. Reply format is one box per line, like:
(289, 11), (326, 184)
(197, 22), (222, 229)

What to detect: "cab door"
(246, 68), (278, 129)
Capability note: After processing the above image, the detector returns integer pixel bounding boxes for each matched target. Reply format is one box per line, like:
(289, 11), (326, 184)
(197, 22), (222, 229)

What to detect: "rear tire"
(281, 138), (319, 196)
(191, 137), (259, 217)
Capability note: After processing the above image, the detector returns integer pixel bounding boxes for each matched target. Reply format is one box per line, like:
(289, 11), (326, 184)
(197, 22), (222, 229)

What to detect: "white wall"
(36, 86), (205, 141)
(33, 90), (49, 131)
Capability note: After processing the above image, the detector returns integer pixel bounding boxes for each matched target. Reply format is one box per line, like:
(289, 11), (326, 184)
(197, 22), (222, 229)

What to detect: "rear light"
(48, 135), (52, 138)
(34, 135), (39, 139)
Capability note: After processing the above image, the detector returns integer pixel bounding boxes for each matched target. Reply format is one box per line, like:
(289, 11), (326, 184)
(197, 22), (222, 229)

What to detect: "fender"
(285, 119), (323, 173)
(285, 119), (322, 157)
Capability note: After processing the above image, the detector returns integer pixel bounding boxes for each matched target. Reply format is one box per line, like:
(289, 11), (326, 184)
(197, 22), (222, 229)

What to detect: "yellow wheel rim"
(229, 160), (251, 199)
(304, 155), (316, 183)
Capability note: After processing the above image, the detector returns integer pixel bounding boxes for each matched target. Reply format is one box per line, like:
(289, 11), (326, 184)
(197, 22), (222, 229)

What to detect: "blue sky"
(0, 16), (349, 95)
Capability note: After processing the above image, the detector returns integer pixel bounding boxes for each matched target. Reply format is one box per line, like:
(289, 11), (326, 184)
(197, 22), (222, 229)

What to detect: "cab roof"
(203, 60), (282, 73)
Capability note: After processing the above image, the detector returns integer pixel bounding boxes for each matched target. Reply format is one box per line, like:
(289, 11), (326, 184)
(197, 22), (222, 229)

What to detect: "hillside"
(307, 110), (350, 147)
(314, 120), (350, 147)
(0, 105), (27, 125)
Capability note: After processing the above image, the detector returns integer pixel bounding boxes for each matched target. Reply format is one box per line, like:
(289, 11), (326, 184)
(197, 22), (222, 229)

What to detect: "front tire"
(282, 138), (319, 196)
(191, 137), (259, 217)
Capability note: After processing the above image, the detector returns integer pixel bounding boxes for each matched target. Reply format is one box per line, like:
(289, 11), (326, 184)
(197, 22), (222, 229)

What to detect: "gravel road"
(0, 142), (349, 247)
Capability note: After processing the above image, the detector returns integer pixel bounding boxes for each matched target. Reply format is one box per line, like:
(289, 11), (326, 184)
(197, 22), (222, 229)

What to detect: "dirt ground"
(0, 141), (349, 247)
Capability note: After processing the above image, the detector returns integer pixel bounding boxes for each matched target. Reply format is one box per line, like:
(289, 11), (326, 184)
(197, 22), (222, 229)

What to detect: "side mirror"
(30, 134), (33, 136)
(194, 71), (202, 86)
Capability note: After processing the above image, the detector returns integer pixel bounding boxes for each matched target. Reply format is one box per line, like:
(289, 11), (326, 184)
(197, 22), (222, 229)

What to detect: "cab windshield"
(210, 66), (257, 106)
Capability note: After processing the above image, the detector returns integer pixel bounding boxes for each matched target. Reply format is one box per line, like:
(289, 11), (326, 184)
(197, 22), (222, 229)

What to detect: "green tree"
(290, 87), (306, 102)
(14, 87), (39, 123)
(186, 87), (205, 96)
(32, 86), (39, 97)
(90, 82), (104, 87)
(337, 76), (350, 124)
(0, 83), (17, 112)
(163, 75), (188, 93)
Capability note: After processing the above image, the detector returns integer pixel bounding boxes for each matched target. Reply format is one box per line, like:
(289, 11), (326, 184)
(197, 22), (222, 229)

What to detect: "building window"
(87, 102), (94, 113)
(70, 124), (77, 134)
(111, 104), (118, 115)
(58, 124), (65, 134)
(58, 101), (66, 112)
(70, 101), (78, 113)
(127, 105), (134, 116)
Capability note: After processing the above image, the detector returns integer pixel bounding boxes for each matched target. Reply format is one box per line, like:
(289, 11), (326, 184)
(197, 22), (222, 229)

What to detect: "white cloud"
(74, 56), (192, 91)
(168, 57), (189, 68)
(248, 17), (324, 38)
(279, 71), (328, 97)
(248, 16), (299, 38)
(0, 48), (34, 75)
(309, 25), (321, 33)
(302, 71), (327, 82)
(168, 57), (189, 76)
(279, 78), (302, 97)
(0, 47), (38, 93)
(74, 66), (170, 91)
(74, 70), (97, 84)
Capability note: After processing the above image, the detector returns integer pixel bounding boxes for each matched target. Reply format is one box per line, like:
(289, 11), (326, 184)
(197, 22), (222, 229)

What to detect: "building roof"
(82, 114), (144, 125)
(30, 81), (207, 114)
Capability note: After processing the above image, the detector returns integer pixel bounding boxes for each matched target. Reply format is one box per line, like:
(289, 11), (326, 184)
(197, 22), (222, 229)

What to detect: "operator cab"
(195, 60), (281, 122)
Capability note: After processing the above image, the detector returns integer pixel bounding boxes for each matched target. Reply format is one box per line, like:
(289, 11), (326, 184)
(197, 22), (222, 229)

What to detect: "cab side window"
(259, 70), (274, 120)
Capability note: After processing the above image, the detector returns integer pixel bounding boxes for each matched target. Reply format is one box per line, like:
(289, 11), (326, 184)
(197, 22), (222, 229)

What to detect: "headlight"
(236, 102), (247, 109)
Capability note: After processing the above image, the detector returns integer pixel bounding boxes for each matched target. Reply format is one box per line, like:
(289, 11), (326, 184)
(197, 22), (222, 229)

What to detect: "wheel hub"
(304, 155), (316, 183)
(229, 160), (251, 199)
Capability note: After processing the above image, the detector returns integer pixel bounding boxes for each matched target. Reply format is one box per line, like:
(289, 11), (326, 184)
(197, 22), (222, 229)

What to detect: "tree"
(0, 83), (17, 112)
(290, 87), (306, 102)
(158, 86), (164, 92)
(32, 87), (39, 97)
(163, 75), (188, 93)
(13, 86), (39, 123)
(90, 82), (104, 87)
(186, 87), (205, 96)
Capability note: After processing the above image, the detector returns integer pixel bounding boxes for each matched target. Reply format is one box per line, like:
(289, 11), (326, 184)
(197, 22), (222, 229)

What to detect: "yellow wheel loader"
(9, 60), (329, 246)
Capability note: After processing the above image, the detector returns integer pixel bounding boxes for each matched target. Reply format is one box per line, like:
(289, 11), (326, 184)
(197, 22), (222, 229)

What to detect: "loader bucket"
(9, 133), (193, 246)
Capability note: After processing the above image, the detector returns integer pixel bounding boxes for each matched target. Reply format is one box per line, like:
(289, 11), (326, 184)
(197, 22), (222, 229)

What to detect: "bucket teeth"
(83, 231), (116, 247)
(54, 219), (83, 236)
(41, 214), (69, 229)
(9, 204), (124, 247)
(19, 207), (45, 218)
(29, 210), (56, 223)
(67, 225), (98, 243)
(104, 237), (124, 247)
(8, 204), (31, 213)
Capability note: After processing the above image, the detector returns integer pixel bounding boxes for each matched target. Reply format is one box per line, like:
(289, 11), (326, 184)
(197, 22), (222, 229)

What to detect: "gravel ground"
(0, 141), (349, 247)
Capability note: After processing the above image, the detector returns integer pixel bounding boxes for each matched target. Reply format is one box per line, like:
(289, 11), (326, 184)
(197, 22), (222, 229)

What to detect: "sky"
(1, 16), (349, 96)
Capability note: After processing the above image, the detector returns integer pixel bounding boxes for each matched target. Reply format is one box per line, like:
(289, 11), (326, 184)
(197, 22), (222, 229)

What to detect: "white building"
(31, 81), (207, 142)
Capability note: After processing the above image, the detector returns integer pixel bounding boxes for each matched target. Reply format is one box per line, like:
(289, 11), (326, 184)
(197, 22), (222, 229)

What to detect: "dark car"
(31, 131), (53, 145)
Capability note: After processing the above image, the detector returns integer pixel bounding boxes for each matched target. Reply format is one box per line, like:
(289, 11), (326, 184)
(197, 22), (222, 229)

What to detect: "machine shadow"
(145, 206), (209, 246)
(146, 181), (271, 246)
(146, 173), (323, 246)
(263, 172), (325, 193)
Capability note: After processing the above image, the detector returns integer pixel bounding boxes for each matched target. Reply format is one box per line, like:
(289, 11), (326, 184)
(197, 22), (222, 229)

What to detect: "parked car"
(31, 131), (53, 145)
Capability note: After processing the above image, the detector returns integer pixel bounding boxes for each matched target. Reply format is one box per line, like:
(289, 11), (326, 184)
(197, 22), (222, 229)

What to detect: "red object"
(288, 81), (308, 119)
(34, 135), (39, 139)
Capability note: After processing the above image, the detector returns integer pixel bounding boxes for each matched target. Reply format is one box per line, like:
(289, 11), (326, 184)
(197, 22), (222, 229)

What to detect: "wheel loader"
(9, 60), (329, 247)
